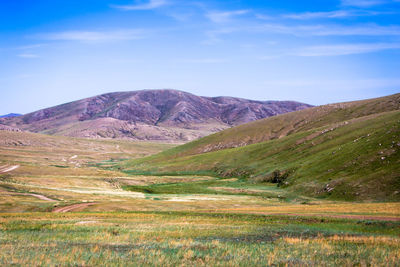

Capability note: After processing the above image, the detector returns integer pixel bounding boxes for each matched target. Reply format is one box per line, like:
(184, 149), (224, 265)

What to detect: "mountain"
(0, 89), (311, 142)
(121, 93), (400, 201)
(0, 113), (21, 118)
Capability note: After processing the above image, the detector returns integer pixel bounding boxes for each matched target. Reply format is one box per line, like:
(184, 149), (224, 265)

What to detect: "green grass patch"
(0, 211), (399, 266)
(50, 165), (69, 168)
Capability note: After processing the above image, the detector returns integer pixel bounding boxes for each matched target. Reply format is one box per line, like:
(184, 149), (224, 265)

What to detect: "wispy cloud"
(255, 14), (273, 20)
(16, 44), (45, 50)
(36, 29), (147, 42)
(202, 27), (238, 45)
(17, 54), (39, 58)
(283, 10), (389, 19)
(258, 23), (400, 36)
(284, 11), (351, 19)
(111, 0), (168, 11)
(204, 23), (400, 45)
(294, 43), (400, 56)
(341, 0), (396, 7)
(206, 10), (250, 23)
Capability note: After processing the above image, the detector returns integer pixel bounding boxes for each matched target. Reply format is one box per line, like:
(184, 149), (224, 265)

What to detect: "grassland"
(1, 212), (399, 266)
(122, 96), (400, 201)
(1, 98), (400, 266)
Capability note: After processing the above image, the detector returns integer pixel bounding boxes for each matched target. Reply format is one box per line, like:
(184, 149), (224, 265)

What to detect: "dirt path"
(26, 193), (56, 201)
(0, 188), (56, 201)
(53, 202), (97, 213)
(0, 165), (19, 173)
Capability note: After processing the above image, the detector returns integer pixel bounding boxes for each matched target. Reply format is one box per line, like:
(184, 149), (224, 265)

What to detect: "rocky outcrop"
(0, 125), (22, 132)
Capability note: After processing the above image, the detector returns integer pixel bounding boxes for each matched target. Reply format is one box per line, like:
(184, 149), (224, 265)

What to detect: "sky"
(0, 0), (399, 114)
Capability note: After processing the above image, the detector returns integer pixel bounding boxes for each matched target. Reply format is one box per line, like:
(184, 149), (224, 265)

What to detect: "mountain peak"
(1, 89), (312, 142)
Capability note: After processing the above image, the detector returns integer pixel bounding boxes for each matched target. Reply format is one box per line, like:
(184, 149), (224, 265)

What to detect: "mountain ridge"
(0, 89), (312, 142)
(0, 113), (22, 118)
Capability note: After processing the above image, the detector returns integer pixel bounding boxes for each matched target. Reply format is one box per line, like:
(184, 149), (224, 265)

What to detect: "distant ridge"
(0, 89), (312, 142)
(0, 113), (21, 118)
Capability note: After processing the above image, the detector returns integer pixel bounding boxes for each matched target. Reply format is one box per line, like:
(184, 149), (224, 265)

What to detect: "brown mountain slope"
(0, 89), (311, 142)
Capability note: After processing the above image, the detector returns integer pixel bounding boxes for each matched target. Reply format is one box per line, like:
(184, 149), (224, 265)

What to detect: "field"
(1, 212), (399, 266)
(1, 130), (399, 265)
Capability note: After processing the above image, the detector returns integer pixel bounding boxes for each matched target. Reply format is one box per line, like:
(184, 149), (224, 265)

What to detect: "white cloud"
(37, 29), (146, 42)
(283, 10), (391, 19)
(294, 43), (400, 56)
(202, 23), (400, 45)
(284, 10), (353, 19)
(313, 24), (400, 36)
(17, 54), (39, 58)
(202, 27), (238, 45)
(165, 11), (194, 21)
(341, 0), (389, 7)
(258, 23), (400, 36)
(341, 0), (400, 7)
(206, 10), (250, 23)
(16, 44), (45, 50)
(111, 0), (168, 10)
(255, 14), (273, 20)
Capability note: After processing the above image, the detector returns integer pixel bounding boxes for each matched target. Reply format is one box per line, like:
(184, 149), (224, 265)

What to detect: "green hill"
(146, 93), (400, 158)
(121, 94), (400, 201)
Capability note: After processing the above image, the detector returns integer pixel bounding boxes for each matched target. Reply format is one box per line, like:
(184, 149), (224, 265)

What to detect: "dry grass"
(0, 212), (399, 266)
(1, 130), (399, 265)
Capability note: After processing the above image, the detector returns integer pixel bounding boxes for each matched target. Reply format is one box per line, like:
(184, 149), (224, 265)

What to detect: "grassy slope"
(122, 95), (400, 201)
(146, 93), (400, 159)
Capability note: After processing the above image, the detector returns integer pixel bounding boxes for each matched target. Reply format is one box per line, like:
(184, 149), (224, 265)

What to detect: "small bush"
(254, 169), (293, 187)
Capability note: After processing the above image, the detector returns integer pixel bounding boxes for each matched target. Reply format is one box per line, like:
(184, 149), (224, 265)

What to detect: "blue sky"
(0, 0), (399, 114)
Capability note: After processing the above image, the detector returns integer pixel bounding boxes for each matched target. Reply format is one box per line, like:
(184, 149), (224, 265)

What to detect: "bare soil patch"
(53, 202), (97, 213)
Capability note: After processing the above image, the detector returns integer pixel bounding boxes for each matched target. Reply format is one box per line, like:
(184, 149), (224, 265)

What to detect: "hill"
(0, 90), (311, 142)
(0, 113), (21, 118)
(121, 94), (400, 201)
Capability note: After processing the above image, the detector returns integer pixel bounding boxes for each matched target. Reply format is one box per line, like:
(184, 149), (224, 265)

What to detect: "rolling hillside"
(122, 94), (400, 201)
(0, 89), (311, 142)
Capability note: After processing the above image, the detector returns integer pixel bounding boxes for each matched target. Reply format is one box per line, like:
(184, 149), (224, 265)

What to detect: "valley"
(1, 93), (399, 265)
(2, 0), (400, 264)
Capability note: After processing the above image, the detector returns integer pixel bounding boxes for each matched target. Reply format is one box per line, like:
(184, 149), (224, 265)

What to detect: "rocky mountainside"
(0, 89), (312, 142)
(0, 124), (21, 132)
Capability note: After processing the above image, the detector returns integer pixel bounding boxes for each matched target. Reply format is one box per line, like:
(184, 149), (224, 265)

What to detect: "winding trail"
(26, 193), (56, 201)
(0, 188), (56, 201)
(53, 202), (97, 213)
(0, 165), (19, 173)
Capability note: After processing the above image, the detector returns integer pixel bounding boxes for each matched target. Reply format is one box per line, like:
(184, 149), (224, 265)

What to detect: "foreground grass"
(1, 212), (399, 266)
(1, 129), (399, 266)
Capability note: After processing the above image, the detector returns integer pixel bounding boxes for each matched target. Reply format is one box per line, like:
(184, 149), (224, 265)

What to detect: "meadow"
(1, 212), (399, 266)
(0, 130), (399, 266)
